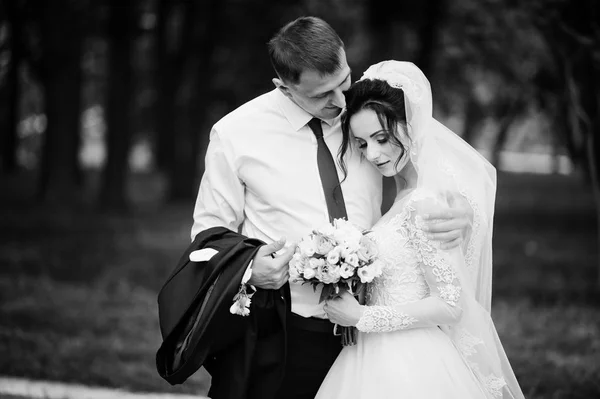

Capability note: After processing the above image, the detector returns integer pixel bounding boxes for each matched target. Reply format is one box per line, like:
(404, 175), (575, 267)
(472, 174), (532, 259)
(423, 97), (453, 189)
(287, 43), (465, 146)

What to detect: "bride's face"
(349, 108), (410, 177)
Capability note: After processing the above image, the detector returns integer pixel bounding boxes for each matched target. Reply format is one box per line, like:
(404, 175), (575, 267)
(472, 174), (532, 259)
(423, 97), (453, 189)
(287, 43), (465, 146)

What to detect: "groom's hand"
(421, 199), (473, 250)
(249, 238), (295, 290)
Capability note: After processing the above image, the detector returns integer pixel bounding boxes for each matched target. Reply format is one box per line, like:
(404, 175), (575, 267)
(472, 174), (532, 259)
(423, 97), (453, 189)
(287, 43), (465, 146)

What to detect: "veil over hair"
(358, 61), (524, 399)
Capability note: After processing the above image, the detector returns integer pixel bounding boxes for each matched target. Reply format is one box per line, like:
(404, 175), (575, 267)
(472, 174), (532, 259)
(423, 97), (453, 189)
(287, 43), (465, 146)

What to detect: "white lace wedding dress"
(315, 191), (493, 399)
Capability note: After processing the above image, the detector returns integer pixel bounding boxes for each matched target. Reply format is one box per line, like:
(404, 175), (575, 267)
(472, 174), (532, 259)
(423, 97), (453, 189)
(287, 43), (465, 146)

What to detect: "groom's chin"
(321, 107), (342, 119)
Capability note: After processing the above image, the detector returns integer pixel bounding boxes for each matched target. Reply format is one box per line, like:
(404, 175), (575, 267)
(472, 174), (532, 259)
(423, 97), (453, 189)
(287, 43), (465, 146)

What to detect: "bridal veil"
(358, 61), (524, 399)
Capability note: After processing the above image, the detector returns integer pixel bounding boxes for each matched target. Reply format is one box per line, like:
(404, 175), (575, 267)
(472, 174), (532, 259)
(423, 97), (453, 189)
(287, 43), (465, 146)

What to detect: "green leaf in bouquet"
(354, 282), (366, 296)
(318, 284), (338, 303)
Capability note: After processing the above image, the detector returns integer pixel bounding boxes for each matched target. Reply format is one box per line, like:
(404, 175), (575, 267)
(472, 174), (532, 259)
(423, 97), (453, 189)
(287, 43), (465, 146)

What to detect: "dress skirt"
(315, 326), (487, 399)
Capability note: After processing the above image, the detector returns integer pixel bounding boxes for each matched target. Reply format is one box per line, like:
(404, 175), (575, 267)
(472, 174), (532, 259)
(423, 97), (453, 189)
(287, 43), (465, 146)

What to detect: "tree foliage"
(0, 0), (597, 209)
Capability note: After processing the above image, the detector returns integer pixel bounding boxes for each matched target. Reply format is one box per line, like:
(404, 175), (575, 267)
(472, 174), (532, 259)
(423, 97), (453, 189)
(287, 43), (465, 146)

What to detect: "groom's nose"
(330, 88), (346, 109)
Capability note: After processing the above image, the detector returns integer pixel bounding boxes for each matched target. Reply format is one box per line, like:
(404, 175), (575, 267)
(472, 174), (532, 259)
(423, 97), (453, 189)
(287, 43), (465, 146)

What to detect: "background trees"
(2, 0), (591, 203)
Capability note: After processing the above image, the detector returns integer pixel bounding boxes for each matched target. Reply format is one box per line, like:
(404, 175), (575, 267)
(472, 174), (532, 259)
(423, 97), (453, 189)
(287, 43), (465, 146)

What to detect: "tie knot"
(308, 118), (324, 139)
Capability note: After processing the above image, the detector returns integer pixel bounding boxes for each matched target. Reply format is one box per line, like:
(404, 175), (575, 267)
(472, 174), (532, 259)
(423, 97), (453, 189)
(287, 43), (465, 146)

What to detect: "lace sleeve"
(356, 196), (464, 333)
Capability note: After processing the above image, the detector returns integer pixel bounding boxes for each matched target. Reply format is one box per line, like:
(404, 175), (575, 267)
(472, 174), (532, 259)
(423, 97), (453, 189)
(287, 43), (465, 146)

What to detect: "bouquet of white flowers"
(289, 218), (383, 345)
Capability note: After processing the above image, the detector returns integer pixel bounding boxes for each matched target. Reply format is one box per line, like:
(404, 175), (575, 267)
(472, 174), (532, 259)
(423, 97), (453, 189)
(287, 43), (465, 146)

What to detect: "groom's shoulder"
(214, 89), (279, 132)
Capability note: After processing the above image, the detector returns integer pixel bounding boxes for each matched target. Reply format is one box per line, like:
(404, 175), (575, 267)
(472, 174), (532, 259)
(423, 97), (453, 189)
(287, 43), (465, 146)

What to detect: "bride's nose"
(365, 146), (381, 163)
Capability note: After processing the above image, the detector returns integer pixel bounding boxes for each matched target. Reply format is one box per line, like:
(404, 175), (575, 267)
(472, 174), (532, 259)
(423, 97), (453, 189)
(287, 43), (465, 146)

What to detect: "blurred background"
(0, 0), (598, 398)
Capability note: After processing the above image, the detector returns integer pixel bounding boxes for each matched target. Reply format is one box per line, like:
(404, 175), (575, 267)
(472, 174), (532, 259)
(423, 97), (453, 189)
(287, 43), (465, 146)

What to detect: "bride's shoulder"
(376, 188), (446, 228)
(404, 188), (447, 216)
(408, 187), (438, 202)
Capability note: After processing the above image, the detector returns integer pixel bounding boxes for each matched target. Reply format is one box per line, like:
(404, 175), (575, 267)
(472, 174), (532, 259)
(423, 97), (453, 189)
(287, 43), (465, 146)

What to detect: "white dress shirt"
(192, 88), (382, 318)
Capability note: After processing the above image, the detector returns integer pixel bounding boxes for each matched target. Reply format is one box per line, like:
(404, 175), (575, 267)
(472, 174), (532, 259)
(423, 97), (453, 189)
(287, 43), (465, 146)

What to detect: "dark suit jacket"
(156, 226), (291, 399)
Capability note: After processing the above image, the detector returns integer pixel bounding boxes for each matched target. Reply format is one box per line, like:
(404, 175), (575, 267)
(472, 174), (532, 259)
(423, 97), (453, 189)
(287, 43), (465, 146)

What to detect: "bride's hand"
(323, 291), (365, 327)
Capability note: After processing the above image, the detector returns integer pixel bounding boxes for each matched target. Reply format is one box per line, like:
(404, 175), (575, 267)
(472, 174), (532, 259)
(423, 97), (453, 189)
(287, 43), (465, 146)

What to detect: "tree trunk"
(167, 0), (221, 202)
(38, 0), (83, 203)
(462, 95), (482, 145)
(415, 0), (444, 78)
(153, 0), (196, 175)
(169, 98), (201, 201)
(366, 0), (398, 63)
(2, 0), (22, 174)
(491, 95), (522, 168)
(580, 58), (600, 286)
(153, 0), (176, 171)
(100, 1), (136, 211)
(585, 130), (600, 285)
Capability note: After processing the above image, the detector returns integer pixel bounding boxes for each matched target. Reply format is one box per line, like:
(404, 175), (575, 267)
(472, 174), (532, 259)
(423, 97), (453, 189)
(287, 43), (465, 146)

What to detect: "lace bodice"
(365, 211), (430, 308)
(355, 191), (464, 334)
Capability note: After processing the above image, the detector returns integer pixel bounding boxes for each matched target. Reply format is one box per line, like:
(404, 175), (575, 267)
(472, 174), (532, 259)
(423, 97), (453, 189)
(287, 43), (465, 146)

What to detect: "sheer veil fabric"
(358, 61), (524, 399)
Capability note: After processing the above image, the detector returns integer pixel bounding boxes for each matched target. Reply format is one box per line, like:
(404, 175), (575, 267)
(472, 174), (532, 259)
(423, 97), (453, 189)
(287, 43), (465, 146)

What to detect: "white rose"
(339, 244), (352, 259)
(303, 267), (316, 280)
(318, 264), (341, 284)
(333, 222), (362, 249)
(289, 252), (307, 271)
(309, 257), (325, 269)
(230, 301), (242, 315)
(316, 263), (327, 282)
(316, 222), (336, 238)
(230, 300), (250, 316)
(344, 237), (362, 254)
(314, 235), (335, 255)
(326, 247), (341, 265)
(345, 252), (359, 267)
(357, 235), (378, 262)
(289, 264), (302, 282)
(358, 264), (378, 283)
(298, 237), (316, 257)
(339, 262), (355, 279)
(238, 295), (252, 308)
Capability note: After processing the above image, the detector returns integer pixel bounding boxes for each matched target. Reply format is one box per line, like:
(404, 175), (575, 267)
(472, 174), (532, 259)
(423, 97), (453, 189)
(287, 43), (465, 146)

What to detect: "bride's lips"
(375, 161), (389, 168)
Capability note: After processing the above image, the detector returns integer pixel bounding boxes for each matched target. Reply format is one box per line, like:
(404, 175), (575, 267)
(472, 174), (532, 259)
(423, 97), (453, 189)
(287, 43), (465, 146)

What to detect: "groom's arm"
(191, 126), (291, 291)
(192, 126), (245, 240)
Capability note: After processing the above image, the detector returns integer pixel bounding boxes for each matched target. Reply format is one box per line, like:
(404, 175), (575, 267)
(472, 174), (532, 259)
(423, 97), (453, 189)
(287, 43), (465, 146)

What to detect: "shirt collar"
(272, 89), (341, 131)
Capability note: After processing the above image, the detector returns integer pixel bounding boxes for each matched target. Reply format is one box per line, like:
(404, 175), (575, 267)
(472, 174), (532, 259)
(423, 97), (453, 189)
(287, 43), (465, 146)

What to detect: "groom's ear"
(273, 78), (293, 100)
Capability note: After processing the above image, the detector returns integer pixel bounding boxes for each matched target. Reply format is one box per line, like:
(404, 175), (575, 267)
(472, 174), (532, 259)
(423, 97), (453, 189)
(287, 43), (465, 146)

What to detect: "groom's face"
(279, 48), (352, 120)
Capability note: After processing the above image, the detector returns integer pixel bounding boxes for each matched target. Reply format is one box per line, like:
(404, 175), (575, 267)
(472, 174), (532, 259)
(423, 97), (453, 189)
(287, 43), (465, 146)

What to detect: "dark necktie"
(307, 118), (348, 221)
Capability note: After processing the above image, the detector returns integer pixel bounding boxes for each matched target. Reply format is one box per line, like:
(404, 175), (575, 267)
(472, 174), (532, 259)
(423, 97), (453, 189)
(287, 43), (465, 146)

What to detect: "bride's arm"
(360, 197), (465, 332)
(325, 197), (465, 333)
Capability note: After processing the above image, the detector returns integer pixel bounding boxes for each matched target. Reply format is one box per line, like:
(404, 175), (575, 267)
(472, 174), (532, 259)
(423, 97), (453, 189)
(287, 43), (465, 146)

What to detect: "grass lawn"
(0, 171), (599, 399)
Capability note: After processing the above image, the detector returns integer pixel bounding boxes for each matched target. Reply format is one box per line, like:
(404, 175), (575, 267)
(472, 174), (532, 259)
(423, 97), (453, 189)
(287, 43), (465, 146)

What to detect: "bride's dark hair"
(338, 78), (410, 181)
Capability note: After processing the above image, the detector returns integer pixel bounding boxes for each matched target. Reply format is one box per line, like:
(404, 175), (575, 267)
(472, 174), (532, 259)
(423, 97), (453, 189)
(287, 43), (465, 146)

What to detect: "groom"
(191, 16), (470, 399)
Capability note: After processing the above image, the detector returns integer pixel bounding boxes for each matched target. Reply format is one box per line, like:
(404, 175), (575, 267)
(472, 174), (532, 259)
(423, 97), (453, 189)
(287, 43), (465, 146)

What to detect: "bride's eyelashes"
(355, 134), (390, 150)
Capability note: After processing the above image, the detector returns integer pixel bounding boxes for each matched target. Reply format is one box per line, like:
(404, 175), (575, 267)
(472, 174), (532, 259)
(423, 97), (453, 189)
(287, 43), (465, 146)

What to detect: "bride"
(316, 61), (525, 399)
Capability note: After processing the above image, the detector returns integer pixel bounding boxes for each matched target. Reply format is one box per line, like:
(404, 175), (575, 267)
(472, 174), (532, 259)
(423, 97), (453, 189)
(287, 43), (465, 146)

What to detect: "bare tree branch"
(557, 19), (596, 48)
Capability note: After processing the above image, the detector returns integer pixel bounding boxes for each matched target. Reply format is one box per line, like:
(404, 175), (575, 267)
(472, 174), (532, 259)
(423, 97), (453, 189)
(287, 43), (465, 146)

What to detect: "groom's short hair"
(268, 16), (345, 85)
